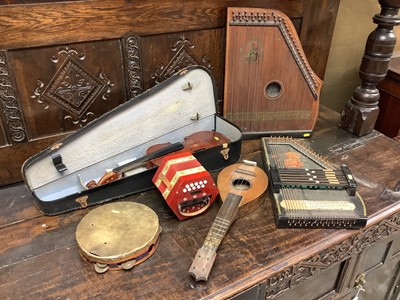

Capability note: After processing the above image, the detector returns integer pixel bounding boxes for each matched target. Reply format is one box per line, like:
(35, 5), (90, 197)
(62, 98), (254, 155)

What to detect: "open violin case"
(22, 66), (242, 215)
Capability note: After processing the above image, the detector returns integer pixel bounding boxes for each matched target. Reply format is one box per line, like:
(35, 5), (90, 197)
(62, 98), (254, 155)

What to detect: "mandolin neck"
(203, 193), (243, 251)
(189, 193), (243, 281)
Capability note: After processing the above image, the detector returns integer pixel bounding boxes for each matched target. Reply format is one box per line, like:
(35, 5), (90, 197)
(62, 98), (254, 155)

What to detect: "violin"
(85, 131), (230, 189)
(146, 131), (230, 166)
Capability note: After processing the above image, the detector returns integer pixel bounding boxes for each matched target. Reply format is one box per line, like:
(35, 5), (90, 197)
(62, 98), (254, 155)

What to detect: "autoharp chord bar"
(279, 169), (347, 181)
(270, 166), (356, 196)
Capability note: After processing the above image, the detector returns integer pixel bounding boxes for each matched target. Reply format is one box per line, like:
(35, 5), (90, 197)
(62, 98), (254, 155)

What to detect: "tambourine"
(76, 202), (161, 273)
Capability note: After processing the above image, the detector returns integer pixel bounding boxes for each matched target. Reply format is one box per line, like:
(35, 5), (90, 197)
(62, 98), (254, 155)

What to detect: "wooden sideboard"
(1, 106), (399, 300)
(376, 51), (400, 140)
(0, 0), (340, 186)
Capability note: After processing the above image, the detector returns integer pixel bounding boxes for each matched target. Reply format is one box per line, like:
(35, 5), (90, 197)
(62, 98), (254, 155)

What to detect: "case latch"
(52, 154), (67, 173)
(220, 143), (230, 160)
(75, 195), (88, 208)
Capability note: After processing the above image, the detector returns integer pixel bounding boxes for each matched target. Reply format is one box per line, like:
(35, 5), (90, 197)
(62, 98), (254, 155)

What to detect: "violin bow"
(113, 142), (184, 174)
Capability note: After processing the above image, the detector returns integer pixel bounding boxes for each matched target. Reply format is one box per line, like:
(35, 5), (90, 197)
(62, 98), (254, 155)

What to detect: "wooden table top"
(1, 107), (400, 300)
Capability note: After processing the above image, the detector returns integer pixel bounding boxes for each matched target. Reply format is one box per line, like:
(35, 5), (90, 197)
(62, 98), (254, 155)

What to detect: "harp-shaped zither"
(224, 8), (322, 138)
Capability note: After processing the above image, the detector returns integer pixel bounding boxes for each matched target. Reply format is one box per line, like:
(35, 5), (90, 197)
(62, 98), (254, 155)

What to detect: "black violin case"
(22, 66), (242, 215)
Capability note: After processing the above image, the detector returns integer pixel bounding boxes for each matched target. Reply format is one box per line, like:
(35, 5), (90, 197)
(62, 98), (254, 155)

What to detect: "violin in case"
(22, 66), (242, 215)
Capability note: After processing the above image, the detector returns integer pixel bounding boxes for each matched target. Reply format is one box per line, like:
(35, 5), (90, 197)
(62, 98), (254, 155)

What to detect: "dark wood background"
(0, 0), (341, 186)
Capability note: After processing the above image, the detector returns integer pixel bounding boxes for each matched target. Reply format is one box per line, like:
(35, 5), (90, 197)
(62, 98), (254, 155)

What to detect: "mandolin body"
(217, 162), (269, 219)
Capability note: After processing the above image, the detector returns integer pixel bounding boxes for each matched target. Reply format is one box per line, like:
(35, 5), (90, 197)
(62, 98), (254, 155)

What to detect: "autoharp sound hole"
(265, 81), (283, 99)
(232, 178), (251, 190)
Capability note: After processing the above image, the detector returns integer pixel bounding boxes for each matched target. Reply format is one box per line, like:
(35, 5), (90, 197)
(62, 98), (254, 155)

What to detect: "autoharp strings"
(269, 143), (323, 170)
(280, 188), (357, 216)
(279, 188), (360, 227)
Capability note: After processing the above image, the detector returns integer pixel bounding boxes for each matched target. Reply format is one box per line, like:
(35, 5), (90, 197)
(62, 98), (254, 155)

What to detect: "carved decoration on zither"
(264, 212), (400, 298)
(0, 50), (28, 144)
(230, 9), (320, 99)
(30, 46), (113, 127)
(152, 35), (213, 84)
(124, 36), (143, 99)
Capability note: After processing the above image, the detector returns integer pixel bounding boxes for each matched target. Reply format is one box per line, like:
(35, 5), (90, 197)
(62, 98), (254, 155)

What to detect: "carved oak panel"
(263, 212), (400, 299)
(0, 50), (27, 145)
(140, 29), (224, 101)
(0, 121), (7, 147)
(352, 231), (400, 300)
(10, 40), (126, 139)
(123, 36), (143, 100)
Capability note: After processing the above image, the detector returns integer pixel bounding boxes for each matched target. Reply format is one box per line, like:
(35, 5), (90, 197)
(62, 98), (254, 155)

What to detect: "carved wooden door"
(349, 231), (400, 300)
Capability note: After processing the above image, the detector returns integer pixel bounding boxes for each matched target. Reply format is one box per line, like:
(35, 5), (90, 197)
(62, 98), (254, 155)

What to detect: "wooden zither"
(261, 137), (367, 229)
(224, 8), (322, 138)
(76, 202), (161, 273)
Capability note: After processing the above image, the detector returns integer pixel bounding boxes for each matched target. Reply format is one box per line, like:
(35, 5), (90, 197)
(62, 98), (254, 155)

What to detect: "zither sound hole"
(232, 178), (251, 190)
(265, 80), (283, 99)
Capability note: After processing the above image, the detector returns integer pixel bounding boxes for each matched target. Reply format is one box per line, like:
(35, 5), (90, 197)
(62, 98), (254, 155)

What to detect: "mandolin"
(188, 160), (268, 281)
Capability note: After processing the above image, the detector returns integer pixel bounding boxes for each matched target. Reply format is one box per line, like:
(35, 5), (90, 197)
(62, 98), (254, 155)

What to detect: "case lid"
(24, 67), (220, 191)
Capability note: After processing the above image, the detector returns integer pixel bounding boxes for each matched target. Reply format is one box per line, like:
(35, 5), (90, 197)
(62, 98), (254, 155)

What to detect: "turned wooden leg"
(338, 0), (400, 136)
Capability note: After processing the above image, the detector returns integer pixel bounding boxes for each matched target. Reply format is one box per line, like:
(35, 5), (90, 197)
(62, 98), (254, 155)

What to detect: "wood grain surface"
(1, 107), (400, 299)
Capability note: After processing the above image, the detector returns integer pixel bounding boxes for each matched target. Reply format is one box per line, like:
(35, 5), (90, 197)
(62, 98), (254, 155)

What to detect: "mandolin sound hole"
(264, 80), (283, 99)
(231, 178), (251, 191)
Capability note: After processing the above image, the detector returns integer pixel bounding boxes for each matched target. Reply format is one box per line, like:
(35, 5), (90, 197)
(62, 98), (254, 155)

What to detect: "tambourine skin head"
(76, 202), (161, 272)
